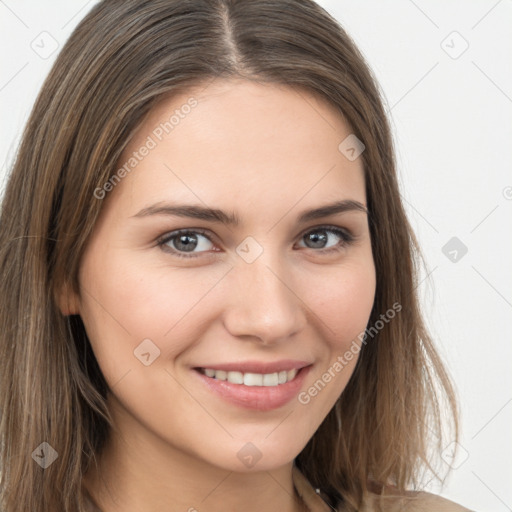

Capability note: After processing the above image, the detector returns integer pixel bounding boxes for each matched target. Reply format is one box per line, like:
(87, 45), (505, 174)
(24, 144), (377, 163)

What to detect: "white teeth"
(287, 369), (298, 381)
(263, 372), (279, 386)
(243, 373), (263, 386)
(227, 371), (244, 384)
(200, 368), (299, 386)
(215, 370), (227, 381)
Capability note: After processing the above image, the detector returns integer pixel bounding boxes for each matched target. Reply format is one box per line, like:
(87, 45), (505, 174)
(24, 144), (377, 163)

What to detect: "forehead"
(108, 78), (366, 220)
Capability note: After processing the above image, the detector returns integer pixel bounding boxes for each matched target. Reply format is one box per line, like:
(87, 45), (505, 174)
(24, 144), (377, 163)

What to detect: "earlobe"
(56, 281), (80, 316)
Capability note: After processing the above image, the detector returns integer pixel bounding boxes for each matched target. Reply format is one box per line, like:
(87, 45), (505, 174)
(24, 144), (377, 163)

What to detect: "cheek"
(77, 248), (230, 377)
(306, 258), (376, 350)
(296, 257), (376, 409)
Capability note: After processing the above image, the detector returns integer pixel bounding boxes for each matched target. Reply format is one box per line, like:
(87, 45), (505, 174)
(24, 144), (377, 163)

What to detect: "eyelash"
(156, 226), (354, 259)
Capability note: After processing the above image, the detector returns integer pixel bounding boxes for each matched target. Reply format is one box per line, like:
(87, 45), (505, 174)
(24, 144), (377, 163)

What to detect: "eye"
(157, 229), (216, 258)
(157, 225), (354, 259)
(297, 226), (353, 253)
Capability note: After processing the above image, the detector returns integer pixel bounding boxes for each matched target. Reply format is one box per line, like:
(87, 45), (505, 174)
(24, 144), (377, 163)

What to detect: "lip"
(192, 362), (313, 411)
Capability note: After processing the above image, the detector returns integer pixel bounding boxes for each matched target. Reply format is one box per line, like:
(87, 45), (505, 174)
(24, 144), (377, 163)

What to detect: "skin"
(61, 78), (376, 512)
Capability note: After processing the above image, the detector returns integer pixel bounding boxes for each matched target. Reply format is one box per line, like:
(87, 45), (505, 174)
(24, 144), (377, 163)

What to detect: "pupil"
(176, 233), (197, 252)
(307, 231), (327, 248)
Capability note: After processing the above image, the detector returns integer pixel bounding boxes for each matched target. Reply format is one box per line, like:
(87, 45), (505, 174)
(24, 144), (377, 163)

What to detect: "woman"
(0, 0), (473, 511)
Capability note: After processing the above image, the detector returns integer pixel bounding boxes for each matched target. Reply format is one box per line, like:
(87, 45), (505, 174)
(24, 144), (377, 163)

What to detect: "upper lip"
(194, 360), (312, 374)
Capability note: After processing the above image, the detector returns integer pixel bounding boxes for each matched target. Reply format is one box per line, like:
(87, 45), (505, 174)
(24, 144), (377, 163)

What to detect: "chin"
(201, 428), (311, 473)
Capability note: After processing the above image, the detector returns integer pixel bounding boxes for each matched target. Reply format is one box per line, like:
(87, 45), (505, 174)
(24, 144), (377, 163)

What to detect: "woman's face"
(71, 78), (376, 472)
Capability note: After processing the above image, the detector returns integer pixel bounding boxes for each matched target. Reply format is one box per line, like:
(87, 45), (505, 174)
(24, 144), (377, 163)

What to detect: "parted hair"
(0, 1), (458, 510)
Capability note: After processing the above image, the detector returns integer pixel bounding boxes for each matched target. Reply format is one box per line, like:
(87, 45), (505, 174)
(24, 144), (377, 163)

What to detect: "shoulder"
(361, 488), (475, 512)
(292, 466), (475, 512)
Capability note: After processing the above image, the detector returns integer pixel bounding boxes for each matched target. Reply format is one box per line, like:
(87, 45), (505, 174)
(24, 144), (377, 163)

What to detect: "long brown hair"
(0, 0), (459, 510)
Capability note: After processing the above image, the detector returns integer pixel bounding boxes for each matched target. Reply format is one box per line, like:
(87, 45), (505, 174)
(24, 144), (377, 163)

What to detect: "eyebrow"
(131, 199), (367, 226)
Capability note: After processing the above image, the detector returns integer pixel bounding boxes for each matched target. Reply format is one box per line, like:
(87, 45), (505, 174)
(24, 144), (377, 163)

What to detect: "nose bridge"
(222, 249), (306, 343)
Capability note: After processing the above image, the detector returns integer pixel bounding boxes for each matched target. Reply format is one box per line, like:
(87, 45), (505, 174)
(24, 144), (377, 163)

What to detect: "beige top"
(292, 465), (474, 512)
(84, 466), (474, 511)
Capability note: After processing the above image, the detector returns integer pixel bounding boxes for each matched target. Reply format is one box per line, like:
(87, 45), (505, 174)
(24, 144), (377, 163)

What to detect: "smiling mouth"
(196, 367), (300, 386)
(193, 364), (312, 411)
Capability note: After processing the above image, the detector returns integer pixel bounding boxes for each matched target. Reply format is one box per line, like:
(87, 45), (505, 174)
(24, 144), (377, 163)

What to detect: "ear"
(56, 281), (80, 316)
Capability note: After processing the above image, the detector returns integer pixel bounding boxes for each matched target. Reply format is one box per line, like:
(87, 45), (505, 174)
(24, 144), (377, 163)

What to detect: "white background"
(1, 1), (511, 510)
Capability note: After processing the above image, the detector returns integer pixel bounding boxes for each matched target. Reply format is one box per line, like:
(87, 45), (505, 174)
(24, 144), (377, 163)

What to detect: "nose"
(222, 255), (307, 345)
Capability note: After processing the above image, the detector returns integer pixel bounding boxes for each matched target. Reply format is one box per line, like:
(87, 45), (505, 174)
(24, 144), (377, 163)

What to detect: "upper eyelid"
(157, 227), (214, 244)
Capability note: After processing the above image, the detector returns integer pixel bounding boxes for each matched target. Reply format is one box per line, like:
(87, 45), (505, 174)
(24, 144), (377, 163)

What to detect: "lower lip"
(193, 366), (312, 411)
